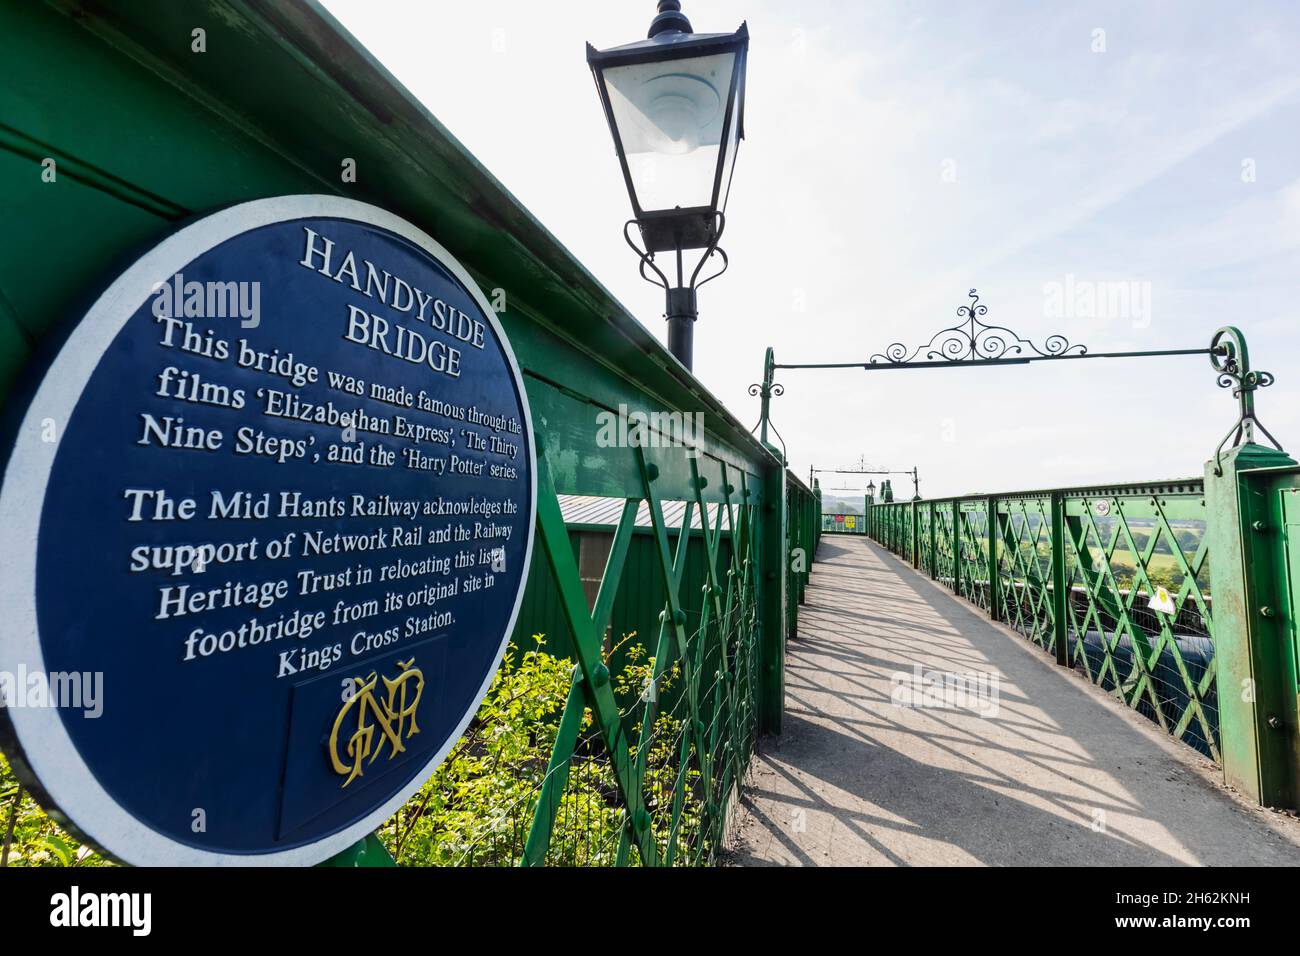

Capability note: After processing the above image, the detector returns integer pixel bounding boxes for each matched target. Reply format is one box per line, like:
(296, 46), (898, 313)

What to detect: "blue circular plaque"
(0, 197), (536, 864)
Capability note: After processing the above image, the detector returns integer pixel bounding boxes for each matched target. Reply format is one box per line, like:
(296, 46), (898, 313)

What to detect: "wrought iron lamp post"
(587, 1), (748, 370)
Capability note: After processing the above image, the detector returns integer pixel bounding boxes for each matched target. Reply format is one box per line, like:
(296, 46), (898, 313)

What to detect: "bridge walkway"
(730, 535), (1300, 866)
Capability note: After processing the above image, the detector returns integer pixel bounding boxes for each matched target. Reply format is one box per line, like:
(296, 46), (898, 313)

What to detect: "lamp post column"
(666, 283), (698, 369)
(587, 1), (748, 376)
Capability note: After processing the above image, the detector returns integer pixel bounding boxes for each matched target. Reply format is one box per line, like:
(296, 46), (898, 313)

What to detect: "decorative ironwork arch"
(869, 289), (1086, 366)
(751, 290), (1283, 473)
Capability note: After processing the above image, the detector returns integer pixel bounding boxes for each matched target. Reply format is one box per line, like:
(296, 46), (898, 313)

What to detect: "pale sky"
(322, 0), (1300, 498)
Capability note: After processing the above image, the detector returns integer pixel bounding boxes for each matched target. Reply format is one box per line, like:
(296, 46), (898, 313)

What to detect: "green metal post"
(800, 494), (811, 582)
(928, 500), (937, 580)
(802, 490), (811, 601)
(911, 500), (921, 568)
(758, 348), (776, 445)
(815, 479), (822, 551)
(759, 452), (787, 735)
(1206, 442), (1299, 808)
(1050, 492), (1068, 667)
(987, 496), (1000, 620)
(952, 501), (962, 597)
(795, 490), (804, 603)
(800, 488), (807, 590)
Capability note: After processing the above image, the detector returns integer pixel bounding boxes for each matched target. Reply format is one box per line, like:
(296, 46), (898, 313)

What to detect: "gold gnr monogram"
(328, 658), (425, 788)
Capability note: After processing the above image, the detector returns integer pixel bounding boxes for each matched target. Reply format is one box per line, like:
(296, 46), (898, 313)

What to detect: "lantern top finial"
(648, 1), (693, 38)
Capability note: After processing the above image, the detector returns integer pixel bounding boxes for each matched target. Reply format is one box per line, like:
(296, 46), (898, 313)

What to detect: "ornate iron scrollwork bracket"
(869, 289), (1086, 365)
(623, 213), (729, 294)
(1211, 326), (1282, 475)
(749, 347), (786, 457)
(626, 213), (729, 368)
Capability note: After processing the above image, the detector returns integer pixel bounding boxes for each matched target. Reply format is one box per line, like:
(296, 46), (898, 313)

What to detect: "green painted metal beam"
(1050, 493), (1068, 667)
(1206, 443), (1299, 807)
(758, 453), (787, 735)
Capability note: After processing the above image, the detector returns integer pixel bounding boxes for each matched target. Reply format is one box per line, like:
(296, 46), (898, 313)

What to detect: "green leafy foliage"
(0, 633), (701, 867)
(378, 633), (701, 866)
(0, 751), (108, 867)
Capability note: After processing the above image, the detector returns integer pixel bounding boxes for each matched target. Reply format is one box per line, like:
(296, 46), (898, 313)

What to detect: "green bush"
(379, 634), (700, 866)
(0, 634), (698, 867)
(0, 753), (106, 867)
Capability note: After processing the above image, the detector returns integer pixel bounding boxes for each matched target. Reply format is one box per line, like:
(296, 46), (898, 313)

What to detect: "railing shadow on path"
(729, 537), (1300, 866)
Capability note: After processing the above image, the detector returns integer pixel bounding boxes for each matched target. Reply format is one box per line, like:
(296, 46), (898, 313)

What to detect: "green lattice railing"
(432, 382), (820, 867)
(422, 345), (820, 867)
(870, 481), (1218, 760)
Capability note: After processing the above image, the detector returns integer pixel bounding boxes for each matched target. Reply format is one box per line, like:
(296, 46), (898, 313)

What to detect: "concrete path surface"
(729, 535), (1300, 866)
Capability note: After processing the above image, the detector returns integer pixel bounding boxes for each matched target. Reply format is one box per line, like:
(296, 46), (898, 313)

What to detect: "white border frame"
(0, 196), (538, 865)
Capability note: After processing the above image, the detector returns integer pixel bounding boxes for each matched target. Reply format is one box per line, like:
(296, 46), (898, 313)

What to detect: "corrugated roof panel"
(558, 495), (728, 531)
